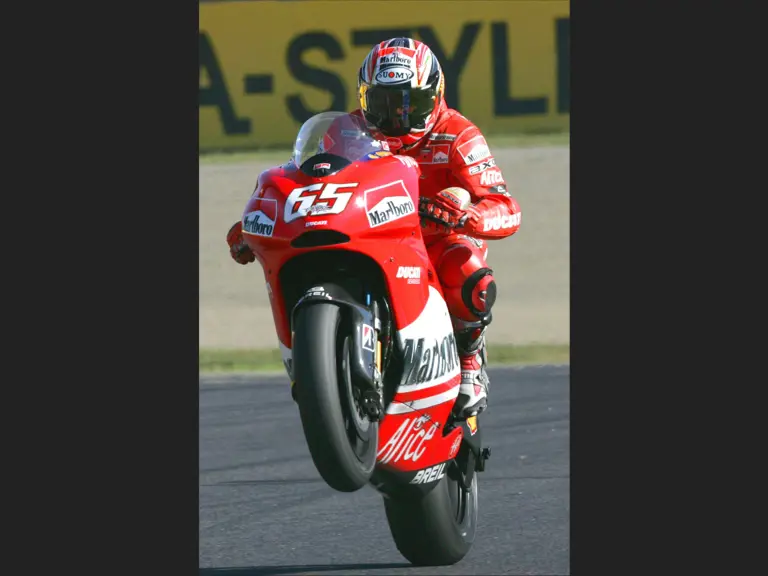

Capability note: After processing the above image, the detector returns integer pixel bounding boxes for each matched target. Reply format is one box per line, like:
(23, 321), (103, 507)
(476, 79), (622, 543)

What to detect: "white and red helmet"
(357, 37), (445, 149)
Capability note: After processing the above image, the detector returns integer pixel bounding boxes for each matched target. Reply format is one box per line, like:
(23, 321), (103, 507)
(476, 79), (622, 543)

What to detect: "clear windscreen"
(291, 111), (387, 167)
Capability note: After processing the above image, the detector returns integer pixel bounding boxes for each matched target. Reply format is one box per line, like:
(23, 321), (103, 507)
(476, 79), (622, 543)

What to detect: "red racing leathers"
(351, 103), (521, 327)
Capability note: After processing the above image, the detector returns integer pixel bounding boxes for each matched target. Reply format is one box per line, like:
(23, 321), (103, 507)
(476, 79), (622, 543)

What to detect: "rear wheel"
(293, 303), (378, 492)
(383, 462), (478, 566)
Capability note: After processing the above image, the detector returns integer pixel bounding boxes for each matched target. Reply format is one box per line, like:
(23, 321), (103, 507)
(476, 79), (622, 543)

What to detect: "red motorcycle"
(240, 111), (490, 566)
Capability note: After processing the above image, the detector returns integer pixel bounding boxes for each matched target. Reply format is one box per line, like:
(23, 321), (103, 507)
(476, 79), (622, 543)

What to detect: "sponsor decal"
(320, 133), (336, 152)
(419, 144), (450, 165)
(377, 414), (439, 464)
(367, 197), (415, 227)
(364, 180), (416, 228)
(296, 285), (331, 306)
(242, 198), (277, 238)
(284, 183), (357, 223)
(396, 266), (421, 284)
(379, 51), (414, 65)
(468, 158), (496, 175)
(450, 434), (462, 457)
(362, 324), (375, 352)
(480, 170), (505, 186)
(305, 220), (327, 227)
(242, 210), (275, 238)
(458, 135), (491, 165)
(313, 162), (331, 170)
(467, 415), (478, 436)
(366, 150), (393, 160)
(410, 462), (447, 485)
(428, 133), (457, 142)
(375, 67), (414, 84)
(438, 188), (469, 208)
(483, 212), (521, 232)
(402, 333), (460, 386)
(433, 150), (449, 164)
(489, 184), (509, 195)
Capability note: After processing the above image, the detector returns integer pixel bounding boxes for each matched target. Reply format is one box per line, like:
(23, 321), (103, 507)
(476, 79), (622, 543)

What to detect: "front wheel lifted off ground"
(293, 302), (378, 492)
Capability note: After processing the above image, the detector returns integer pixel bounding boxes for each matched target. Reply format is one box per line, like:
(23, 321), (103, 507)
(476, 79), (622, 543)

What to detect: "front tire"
(383, 463), (478, 566)
(293, 303), (378, 492)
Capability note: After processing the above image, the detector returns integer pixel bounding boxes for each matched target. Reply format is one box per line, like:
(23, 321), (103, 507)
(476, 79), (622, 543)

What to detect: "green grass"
(199, 149), (294, 165)
(199, 343), (569, 373)
(199, 131), (569, 165)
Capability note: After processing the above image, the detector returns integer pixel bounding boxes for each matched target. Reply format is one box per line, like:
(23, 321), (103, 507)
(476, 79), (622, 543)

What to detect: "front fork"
(289, 284), (391, 423)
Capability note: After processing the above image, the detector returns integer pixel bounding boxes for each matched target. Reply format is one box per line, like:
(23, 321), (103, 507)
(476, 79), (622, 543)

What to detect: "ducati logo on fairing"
(410, 462), (447, 484)
(402, 333), (460, 386)
(396, 266), (421, 284)
(377, 414), (438, 464)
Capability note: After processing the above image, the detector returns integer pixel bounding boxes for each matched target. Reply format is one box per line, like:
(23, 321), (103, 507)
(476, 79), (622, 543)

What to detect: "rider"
(227, 37), (522, 420)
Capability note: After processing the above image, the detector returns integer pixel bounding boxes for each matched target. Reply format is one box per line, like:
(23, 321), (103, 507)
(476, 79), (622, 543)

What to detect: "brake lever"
(418, 211), (457, 229)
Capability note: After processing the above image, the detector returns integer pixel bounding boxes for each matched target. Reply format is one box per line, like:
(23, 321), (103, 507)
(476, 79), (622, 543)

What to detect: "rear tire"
(383, 463), (478, 566)
(293, 303), (378, 492)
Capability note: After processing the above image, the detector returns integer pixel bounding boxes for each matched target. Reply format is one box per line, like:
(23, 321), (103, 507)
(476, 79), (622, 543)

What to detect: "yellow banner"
(200, 0), (570, 151)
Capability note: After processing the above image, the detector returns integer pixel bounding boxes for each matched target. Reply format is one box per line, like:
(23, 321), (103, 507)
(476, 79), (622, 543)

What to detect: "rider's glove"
(419, 188), (482, 233)
(226, 221), (256, 265)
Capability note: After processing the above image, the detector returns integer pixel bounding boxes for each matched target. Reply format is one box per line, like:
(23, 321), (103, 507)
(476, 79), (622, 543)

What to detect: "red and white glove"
(226, 221), (255, 265)
(419, 187), (482, 233)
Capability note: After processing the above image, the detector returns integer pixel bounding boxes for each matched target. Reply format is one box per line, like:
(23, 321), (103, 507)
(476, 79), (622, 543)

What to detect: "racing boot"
(452, 324), (490, 419)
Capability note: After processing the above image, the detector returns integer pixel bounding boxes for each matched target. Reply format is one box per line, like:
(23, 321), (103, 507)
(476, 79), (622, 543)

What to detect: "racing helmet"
(357, 37), (445, 149)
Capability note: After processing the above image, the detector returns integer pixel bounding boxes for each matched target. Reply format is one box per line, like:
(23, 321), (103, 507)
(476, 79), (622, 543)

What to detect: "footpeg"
(361, 390), (384, 422)
(475, 447), (491, 472)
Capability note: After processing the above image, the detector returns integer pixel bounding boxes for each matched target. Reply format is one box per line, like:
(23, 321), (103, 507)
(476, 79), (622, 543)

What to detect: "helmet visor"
(362, 84), (438, 137)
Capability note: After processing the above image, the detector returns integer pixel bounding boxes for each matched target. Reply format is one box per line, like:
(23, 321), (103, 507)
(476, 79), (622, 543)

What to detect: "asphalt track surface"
(200, 365), (570, 575)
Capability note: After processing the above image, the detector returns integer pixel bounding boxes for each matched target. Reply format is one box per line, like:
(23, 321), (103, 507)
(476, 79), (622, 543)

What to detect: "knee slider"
(461, 268), (496, 320)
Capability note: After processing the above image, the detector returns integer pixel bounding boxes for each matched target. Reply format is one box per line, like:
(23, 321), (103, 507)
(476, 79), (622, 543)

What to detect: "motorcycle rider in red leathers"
(227, 37), (522, 420)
